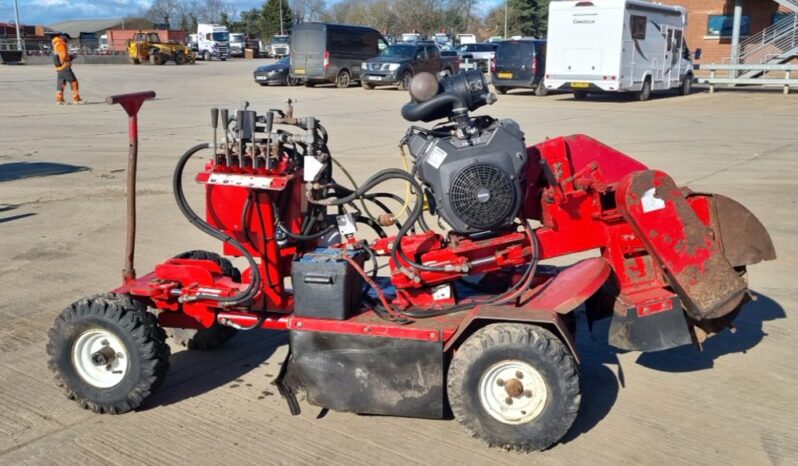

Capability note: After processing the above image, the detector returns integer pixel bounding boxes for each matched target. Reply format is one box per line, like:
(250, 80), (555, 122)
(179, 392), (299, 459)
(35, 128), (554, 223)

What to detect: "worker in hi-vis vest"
(52, 33), (84, 105)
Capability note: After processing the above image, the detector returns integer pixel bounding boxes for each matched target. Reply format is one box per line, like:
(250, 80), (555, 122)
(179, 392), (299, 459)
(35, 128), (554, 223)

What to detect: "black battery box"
(291, 248), (367, 320)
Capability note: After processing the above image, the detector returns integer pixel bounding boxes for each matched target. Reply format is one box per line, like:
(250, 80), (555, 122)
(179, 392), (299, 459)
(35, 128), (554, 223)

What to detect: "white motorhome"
(197, 23), (230, 61)
(544, 0), (696, 100)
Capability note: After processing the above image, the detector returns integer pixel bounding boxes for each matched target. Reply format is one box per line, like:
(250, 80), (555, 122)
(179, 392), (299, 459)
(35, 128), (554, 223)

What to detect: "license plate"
(571, 82), (589, 88)
(293, 68), (305, 75)
(256, 76), (267, 80)
(497, 72), (513, 79)
(369, 76), (383, 81)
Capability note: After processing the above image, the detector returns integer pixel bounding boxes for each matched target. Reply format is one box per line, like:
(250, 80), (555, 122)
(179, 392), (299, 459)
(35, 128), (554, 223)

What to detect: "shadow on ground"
(560, 314), (621, 444)
(0, 161), (89, 182)
(0, 204), (36, 224)
(636, 291), (785, 372)
(143, 329), (288, 410)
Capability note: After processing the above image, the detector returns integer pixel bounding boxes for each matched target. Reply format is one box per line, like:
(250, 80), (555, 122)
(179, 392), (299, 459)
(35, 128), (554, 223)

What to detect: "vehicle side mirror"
(694, 48), (702, 60)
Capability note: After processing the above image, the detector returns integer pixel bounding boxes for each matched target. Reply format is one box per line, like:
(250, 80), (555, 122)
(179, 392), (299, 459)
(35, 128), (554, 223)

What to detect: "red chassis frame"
(114, 133), (774, 355)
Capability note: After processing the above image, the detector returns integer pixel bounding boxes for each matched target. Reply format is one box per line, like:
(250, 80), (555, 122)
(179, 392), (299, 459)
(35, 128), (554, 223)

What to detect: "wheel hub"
(72, 329), (129, 388)
(478, 360), (548, 425)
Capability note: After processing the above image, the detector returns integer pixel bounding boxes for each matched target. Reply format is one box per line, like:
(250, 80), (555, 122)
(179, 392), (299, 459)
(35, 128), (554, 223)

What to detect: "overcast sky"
(0, 0), (264, 26)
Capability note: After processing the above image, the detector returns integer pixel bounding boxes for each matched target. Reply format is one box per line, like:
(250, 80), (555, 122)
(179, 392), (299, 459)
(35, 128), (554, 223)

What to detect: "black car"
(253, 57), (300, 86)
(492, 40), (547, 96)
(361, 42), (458, 90)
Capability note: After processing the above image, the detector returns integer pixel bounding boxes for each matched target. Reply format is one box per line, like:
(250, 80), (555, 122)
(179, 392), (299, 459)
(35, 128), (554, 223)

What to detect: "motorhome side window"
(631, 15), (647, 40)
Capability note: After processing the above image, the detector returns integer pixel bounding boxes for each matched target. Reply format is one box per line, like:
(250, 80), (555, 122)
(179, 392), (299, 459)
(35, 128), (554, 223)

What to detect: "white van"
(544, 0), (696, 100)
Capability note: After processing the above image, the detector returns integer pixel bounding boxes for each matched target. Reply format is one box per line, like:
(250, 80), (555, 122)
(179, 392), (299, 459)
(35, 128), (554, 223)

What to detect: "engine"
(401, 71), (528, 233)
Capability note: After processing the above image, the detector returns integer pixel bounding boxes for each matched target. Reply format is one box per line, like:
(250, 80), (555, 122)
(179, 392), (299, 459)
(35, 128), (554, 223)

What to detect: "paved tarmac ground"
(0, 60), (796, 465)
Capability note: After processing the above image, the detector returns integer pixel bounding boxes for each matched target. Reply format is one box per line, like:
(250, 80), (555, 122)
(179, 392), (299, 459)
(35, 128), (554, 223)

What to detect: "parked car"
(492, 39), (548, 96)
(456, 43), (496, 71)
(361, 41), (458, 90)
(290, 23), (387, 88)
(253, 57), (300, 86)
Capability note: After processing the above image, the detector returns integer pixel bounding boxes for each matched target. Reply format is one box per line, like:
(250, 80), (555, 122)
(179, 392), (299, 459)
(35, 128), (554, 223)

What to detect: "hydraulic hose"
(173, 143), (261, 305)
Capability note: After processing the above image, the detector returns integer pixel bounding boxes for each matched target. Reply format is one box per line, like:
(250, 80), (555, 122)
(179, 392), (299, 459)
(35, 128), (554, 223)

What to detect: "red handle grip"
(105, 91), (156, 116)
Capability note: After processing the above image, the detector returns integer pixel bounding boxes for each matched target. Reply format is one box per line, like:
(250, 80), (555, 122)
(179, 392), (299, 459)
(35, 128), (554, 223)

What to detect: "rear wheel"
(635, 77), (652, 101)
(496, 86), (508, 95)
(47, 293), (170, 414)
(203, 51), (211, 61)
(167, 250), (240, 350)
(304, 81), (316, 87)
(149, 53), (164, 65)
(336, 70), (351, 88)
(678, 74), (693, 95)
(130, 57), (140, 65)
(447, 323), (580, 451)
(573, 90), (588, 100)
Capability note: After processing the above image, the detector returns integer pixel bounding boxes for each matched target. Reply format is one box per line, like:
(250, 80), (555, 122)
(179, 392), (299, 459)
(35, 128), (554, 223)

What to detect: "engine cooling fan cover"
(449, 162), (518, 230)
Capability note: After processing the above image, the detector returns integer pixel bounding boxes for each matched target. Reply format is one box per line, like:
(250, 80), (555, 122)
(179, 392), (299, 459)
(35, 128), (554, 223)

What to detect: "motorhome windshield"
(211, 32), (229, 41)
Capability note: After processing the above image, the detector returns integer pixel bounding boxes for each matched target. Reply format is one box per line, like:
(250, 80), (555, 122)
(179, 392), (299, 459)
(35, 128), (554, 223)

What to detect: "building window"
(707, 15), (750, 37)
(772, 13), (793, 25)
(631, 15), (647, 40)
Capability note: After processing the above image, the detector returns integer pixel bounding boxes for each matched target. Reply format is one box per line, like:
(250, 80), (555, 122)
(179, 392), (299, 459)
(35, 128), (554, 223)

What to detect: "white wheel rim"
(72, 329), (129, 388)
(478, 360), (548, 425)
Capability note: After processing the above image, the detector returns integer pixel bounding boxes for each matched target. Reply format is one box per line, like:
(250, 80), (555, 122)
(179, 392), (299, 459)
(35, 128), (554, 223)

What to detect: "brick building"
(659, 0), (794, 63)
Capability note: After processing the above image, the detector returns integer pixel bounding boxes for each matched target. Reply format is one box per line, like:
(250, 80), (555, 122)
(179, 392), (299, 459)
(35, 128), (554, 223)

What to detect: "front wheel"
(175, 53), (188, 65)
(535, 83), (549, 96)
(398, 70), (413, 91)
(203, 51), (211, 61)
(363, 82), (375, 90)
(46, 293), (170, 414)
(447, 323), (580, 451)
(149, 53), (164, 65)
(287, 76), (301, 86)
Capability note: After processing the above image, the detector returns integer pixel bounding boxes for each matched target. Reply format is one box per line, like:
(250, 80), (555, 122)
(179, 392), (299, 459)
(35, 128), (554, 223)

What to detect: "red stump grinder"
(47, 73), (775, 451)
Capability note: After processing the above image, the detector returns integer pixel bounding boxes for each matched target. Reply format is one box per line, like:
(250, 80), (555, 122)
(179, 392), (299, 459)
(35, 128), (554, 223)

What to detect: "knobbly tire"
(46, 293), (170, 414)
(447, 323), (580, 451)
(167, 250), (240, 350)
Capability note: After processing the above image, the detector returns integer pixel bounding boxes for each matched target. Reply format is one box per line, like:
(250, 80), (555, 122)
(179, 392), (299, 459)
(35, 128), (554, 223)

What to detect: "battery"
(291, 248), (366, 320)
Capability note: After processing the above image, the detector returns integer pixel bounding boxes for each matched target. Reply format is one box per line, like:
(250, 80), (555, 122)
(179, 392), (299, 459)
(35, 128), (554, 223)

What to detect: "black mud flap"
(609, 296), (693, 352)
(285, 331), (444, 419)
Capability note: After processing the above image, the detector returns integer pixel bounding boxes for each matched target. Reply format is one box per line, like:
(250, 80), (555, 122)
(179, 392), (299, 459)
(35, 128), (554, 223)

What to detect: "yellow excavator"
(128, 32), (194, 65)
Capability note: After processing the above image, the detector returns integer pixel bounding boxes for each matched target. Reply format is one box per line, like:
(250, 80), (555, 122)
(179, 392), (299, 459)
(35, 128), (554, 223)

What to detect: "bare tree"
(291, 0), (326, 23)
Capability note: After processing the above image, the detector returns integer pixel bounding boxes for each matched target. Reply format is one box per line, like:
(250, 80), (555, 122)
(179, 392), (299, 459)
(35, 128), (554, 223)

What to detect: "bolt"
(116, 353), (124, 359)
(296, 321), (303, 328)
(496, 378), (505, 387)
(516, 371), (524, 379)
(429, 332), (437, 339)
(505, 397), (513, 405)
(524, 390), (533, 398)
(101, 339), (109, 346)
(106, 364), (112, 370)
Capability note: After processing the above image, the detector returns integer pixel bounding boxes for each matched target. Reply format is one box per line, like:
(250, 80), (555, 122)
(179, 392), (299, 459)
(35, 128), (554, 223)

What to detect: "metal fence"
(696, 63), (798, 95)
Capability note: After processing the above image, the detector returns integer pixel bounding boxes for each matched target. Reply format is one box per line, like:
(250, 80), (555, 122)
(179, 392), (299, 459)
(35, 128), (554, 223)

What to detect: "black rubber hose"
(173, 143), (261, 305)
